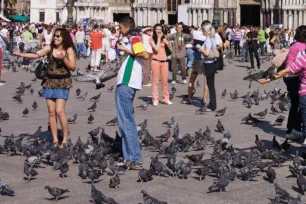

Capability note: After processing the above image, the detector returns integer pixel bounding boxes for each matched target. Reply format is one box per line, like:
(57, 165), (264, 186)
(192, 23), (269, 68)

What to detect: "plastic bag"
(87, 48), (91, 57)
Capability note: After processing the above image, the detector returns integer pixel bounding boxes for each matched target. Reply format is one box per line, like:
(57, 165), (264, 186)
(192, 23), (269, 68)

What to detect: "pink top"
(288, 55), (306, 96)
(285, 42), (306, 66)
(150, 37), (167, 61)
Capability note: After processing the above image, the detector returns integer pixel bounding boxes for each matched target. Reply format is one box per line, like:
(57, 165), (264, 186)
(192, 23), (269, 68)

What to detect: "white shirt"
(102, 28), (112, 44)
(44, 32), (53, 45)
(170, 27), (177, 34)
(0, 28), (8, 38)
(215, 33), (223, 45)
(141, 34), (152, 53)
(75, 31), (85, 43)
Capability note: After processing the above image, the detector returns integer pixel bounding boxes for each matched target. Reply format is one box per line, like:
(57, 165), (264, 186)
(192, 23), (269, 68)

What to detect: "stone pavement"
(0, 56), (303, 204)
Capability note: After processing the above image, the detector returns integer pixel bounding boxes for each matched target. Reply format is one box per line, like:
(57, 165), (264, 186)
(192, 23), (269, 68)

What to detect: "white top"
(170, 27), (177, 34)
(201, 36), (218, 63)
(141, 34), (152, 53)
(117, 36), (146, 90)
(215, 33), (223, 45)
(75, 31), (85, 43)
(44, 32), (53, 45)
(0, 28), (8, 37)
(102, 28), (112, 44)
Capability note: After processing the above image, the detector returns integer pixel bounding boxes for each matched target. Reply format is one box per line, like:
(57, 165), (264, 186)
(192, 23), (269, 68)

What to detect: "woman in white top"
(44, 26), (53, 45)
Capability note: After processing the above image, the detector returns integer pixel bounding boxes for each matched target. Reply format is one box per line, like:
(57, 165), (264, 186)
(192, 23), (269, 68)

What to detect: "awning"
(8, 15), (29, 22)
(0, 15), (11, 22)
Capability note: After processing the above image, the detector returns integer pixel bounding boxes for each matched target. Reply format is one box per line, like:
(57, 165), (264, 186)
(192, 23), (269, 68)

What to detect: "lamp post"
(66, 0), (74, 28)
(212, 0), (220, 27)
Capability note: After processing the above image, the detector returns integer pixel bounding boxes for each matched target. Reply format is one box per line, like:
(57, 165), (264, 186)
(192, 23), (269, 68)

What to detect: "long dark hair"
(295, 26), (306, 43)
(153, 24), (165, 44)
(50, 28), (76, 54)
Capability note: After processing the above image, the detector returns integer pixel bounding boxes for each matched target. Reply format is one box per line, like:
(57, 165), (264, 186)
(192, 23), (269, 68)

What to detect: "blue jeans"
(300, 95), (306, 138)
(115, 84), (142, 162)
(185, 48), (194, 68)
(77, 42), (87, 57)
(241, 47), (247, 61)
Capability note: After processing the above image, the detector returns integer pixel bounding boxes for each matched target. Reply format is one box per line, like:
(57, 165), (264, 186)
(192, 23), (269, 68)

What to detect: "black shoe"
(96, 83), (105, 89)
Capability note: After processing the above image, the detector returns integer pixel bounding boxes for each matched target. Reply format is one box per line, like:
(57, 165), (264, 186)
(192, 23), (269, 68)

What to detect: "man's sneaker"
(302, 138), (306, 148)
(130, 162), (143, 170)
(164, 101), (173, 105)
(143, 83), (152, 87)
(171, 81), (176, 85)
(286, 130), (303, 140)
(181, 98), (192, 104)
(182, 80), (187, 84)
(0, 82), (4, 87)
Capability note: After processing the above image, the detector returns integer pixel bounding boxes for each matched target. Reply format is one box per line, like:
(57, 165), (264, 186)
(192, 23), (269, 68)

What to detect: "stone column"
(202, 9), (206, 21)
(294, 10), (298, 28)
(210, 9), (213, 22)
(271, 9), (274, 25)
(193, 8), (197, 26)
(299, 10), (303, 27)
(228, 10), (231, 26)
(76, 7), (79, 23)
(288, 10), (293, 28)
(304, 10), (306, 25)
(198, 9), (202, 27)
(188, 8), (192, 25)
(224, 10), (228, 24)
(233, 10), (236, 26)
(143, 8), (148, 26)
(139, 8), (143, 26)
(147, 8), (151, 26)
(220, 10), (224, 25)
(260, 9), (263, 27)
(283, 10), (287, 28)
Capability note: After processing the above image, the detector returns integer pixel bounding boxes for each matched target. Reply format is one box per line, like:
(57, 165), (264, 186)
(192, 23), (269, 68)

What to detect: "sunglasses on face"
(54, 35), (61, 38)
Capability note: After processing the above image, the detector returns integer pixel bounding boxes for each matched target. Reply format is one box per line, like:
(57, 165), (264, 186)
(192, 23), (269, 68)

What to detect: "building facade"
(184, 0), (306, 28)
(29, 0), (306, 28)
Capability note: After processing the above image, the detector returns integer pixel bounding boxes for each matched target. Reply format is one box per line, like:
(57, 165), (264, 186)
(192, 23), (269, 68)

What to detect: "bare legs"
(46, 99), (69, 146)
(203, 75), (209, 103)
(188, 71), (198, 99)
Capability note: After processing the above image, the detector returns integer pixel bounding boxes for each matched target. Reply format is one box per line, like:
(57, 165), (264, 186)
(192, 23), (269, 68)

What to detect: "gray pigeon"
(45, 186), (70, 202)
(215, 107), (227, 116)
(141, 190), (168, 204)
(0, 180), (14, 196)
(297, 171), (306, 194)
(22, 107), (29, 117)
(162, 117), (175, 128)
(88, 114), (94, 124)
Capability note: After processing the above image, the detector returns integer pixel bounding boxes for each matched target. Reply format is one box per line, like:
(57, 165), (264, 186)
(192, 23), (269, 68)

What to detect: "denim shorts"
(42, 88), (70, 100)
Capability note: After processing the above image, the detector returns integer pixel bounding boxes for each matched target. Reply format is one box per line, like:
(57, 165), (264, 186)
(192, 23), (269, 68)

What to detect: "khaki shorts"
(192, 59), (206, 75)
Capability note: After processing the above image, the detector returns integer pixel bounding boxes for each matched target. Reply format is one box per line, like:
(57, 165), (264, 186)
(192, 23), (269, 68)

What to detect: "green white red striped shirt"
(117, 36), (146, 90)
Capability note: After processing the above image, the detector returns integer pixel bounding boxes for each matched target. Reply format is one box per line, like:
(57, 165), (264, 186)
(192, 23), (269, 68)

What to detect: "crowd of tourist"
(1, 17), (306, 163)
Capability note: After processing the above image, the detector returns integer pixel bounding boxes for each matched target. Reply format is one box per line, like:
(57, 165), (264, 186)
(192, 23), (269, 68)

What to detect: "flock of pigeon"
(0, 55), (305, 204)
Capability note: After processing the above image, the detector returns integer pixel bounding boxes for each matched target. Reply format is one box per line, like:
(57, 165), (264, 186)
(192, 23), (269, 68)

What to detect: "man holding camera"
(247, 26), (260, 69)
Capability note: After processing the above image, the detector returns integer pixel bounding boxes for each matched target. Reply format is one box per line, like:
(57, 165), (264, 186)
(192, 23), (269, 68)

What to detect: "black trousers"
(248, 44), (260, 67)
(234, 40), (241, 56)
(205, 62), (217, 111)
(283, 76), (302, 133)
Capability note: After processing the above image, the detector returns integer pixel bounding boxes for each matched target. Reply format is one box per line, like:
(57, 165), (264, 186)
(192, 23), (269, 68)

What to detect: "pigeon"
(27, 126), (42, 141)
(109, 173), (120, 188)
(215, 107), (227, 116)
(195, 166), (210, 181)
(196, 80), (200, 87)
(271, 104), (279, 114)
(255, 134), (264, 147)
(273, 115), (285, 126)
(138, 168), (154, 182)
(0, 180), (14, 196)
(68, 114), (78, 124)
(171, 86), (176, 92)
(230, 92), (238, 100)
(140, 190), (168, 204)
(272, 136), (281, 150)
(264, 165), (276, 183)
(24, 161), (39, 182)
(293, 151), (301, 169)
(136, 101), (150, 110)
(181, 161), (192, 179)
(254, 108), (268, 119)
(280, 139), (291, 151)
(297, 171), (306, 194)
(88, 114), (94, 124)
(32, 101), (38, 110)
(274, 183), (295, 201)
(87, 169), (102, 184)
(288, 194), (302, 204)
(108, 85), (114, 92)
(31, 77), (37, 82)
(216, 119), (225, 133)
(60, 163), (69, 178)
(169, 91), (175, 101)
(22, 107), (29, 117)
(12, 94), (22, 103)
(221, 89), (227, 98)
(156, 129), (171, 141)
(44, 186), (70, 202)
(195, 107), (205, 115)
(90, 93), (101, 102)
(77, 92), (88, 101)
(162, 117), (175, 128)
(253, 96), (260, 105)
(91, 184), (113, 204)
(29, 88), (34, 95)
(88, 102), (97, 112)
(106, 117), (118, 126)
(76, 88), (81, 96)
(279, 101), (288, 112)
(208, 173), (230, 193)
(88, 127), (101, 138)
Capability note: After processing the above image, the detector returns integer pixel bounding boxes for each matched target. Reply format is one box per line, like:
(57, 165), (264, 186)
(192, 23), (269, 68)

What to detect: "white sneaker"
(183, 80), (187, 84)
(171, 81), (176, 85)
(302, 138), (306, 148)
(143, 83), (152, 87)
(164, 101), (173, 105)
(153, 101), (159, 106)
(0, 82), (4, 87)
(286, 130), (303, 140)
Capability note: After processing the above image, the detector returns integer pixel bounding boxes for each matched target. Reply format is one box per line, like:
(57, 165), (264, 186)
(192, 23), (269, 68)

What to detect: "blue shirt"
(226, 28), (233, 41)
(202, 37), (217, 64)
(192, 30), (206, 60)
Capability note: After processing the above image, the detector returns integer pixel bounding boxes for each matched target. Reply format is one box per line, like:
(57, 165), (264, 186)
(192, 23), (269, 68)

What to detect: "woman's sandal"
(204, 108), (214, 112)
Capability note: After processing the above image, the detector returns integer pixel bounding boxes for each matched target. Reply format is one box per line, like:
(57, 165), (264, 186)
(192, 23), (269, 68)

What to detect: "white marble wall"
(30, 0), (57, 23)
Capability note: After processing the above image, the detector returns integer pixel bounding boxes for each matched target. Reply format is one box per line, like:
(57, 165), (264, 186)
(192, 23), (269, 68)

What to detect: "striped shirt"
(234, 30), (242, 41)
(117, 36), (146, 90)
(288, 55), (306, 96)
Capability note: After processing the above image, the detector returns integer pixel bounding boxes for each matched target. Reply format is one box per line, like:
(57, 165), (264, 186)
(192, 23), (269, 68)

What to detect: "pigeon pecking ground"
(0, 56), (305, 204)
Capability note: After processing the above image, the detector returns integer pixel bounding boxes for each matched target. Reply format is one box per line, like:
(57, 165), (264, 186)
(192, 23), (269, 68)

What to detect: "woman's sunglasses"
(54, 35), (62, 38)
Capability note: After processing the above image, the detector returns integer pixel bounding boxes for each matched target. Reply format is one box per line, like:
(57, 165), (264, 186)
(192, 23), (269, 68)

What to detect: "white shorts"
(102, 41), (110, 52)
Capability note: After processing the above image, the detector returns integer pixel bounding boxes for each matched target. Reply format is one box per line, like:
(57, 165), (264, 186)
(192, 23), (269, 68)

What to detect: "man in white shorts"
(102, 25), (112, 63)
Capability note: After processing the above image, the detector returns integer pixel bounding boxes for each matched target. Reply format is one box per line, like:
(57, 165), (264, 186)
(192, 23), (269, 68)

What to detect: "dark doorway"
(168, 14), (177, 25)
(240, 5), (260, 26)
(113, 13), (130, 23)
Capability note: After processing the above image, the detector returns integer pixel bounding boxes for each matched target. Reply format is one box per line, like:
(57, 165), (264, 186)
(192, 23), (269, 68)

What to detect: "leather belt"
(152, 58), (168, 63)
